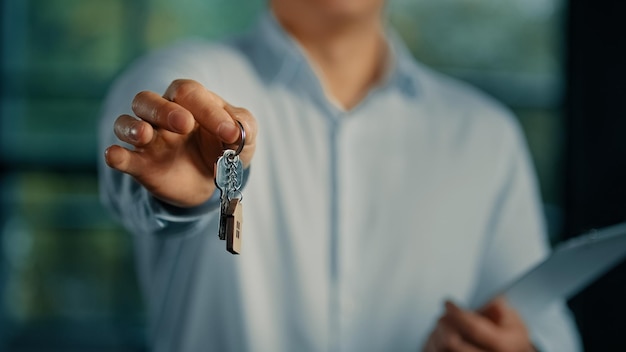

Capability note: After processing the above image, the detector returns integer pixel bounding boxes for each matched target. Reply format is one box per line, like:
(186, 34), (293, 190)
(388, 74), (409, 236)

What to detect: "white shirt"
(99, 12), (580, 352)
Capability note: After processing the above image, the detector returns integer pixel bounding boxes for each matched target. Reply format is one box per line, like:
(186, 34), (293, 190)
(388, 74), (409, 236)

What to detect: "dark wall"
(564, 0), (626, 350)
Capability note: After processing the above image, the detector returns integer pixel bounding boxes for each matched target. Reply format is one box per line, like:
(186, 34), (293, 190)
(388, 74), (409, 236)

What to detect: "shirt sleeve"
(469, 118), (582, 351)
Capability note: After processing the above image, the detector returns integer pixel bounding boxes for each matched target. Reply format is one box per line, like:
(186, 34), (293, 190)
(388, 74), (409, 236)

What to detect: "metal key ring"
(234, 120), (246, 157)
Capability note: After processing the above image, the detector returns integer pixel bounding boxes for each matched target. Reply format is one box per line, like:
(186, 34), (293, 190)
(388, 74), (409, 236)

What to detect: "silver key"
(215, 149), (244, 242)
(215, 150), (243, 199)
(213, 120), (246, 253)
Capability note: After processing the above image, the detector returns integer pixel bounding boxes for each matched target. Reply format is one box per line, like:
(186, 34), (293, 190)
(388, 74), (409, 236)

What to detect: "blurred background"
(0, 0), (624, 351)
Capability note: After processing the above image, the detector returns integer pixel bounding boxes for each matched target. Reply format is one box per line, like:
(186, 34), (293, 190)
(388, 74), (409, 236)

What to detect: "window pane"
(389, 0), (563, 74)
(2, 172), (143, 347)
(1, 99), (100, 166)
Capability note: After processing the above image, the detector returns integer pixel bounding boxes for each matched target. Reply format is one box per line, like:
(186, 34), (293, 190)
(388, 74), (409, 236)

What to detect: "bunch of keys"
(215, 121), (246, 255)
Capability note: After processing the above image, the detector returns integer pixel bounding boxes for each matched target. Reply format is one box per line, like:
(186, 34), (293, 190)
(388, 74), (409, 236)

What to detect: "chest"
(244, 87), (495, 286)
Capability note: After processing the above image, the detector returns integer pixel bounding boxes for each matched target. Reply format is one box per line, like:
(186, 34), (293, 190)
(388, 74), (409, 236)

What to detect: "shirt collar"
(248, 11), (419, 99)
(384, 28), (420, 98)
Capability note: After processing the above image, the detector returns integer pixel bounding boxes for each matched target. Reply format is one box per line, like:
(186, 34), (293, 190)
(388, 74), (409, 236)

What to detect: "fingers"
(114, 115), (155, 146)
(132, 90), (195, 134)
(423, 300), (533, 352)
(443, 301), (500, 348)
(224, 105), (257, 152)
(424, 318), (483, 352)
(108, 79), (258, 186)
(163, 79), (240, 143)
(478, 296), (509, 325)
(104, 145), (147, 177)
(129, 80), (257, 150)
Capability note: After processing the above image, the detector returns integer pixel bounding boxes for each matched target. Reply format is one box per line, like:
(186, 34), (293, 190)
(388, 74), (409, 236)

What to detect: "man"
(99, 0), (581, 351)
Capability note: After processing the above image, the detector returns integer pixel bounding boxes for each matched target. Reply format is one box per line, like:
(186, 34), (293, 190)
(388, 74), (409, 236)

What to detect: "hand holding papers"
(473, 222), (626, 323)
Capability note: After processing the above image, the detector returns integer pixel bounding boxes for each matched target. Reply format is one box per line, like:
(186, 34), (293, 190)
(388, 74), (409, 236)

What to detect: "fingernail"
(218, 121), (238, 143)
(104, 147), (113, 165)
(444, 300), (455, 312)
(128, 125), (139, 141)
(120, 123), (139, 142)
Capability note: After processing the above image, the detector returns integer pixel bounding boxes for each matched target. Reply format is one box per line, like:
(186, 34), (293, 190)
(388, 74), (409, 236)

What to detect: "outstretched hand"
(105, 79), (257, 208)
(423, 297), (535, 352)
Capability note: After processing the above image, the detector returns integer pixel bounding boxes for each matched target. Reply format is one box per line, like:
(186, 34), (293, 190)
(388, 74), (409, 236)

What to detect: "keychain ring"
(234, 120), (246, 157)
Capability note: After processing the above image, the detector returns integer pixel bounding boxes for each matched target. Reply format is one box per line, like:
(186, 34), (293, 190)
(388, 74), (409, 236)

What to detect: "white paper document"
(473, 222), (626, 323)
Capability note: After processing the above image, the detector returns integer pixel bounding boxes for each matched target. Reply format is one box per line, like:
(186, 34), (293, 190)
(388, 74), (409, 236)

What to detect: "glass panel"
(1, 172), (143, 345)
(1, 98), (100, 165)
(140, 0), (264, 49)
(388, 0), (563, 74)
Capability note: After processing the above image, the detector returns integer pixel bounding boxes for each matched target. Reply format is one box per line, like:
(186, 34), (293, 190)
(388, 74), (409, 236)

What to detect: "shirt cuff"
(151, 190), (221, 222)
